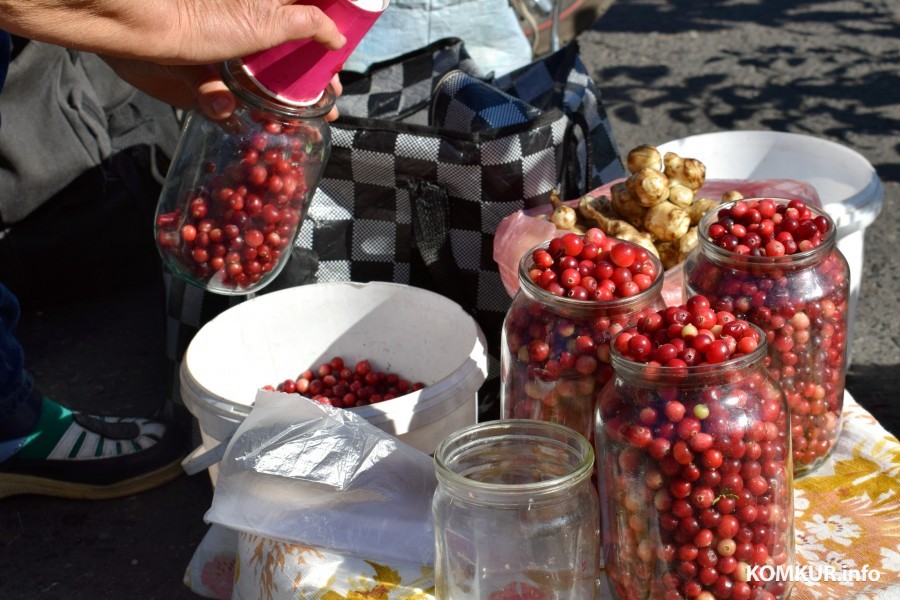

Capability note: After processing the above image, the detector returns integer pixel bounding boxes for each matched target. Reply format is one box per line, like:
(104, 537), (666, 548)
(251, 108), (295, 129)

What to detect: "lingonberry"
(597, 295), (792, 599)
(686, 198), (850, 475)
(272, 356), (425, 408)
(502, 233), (665, 440)
(156, 95), (327, 294)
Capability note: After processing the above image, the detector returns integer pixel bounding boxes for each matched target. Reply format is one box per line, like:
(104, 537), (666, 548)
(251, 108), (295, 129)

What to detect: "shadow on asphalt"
(848, 363), (900, 439)
(592, 1), (900, 182)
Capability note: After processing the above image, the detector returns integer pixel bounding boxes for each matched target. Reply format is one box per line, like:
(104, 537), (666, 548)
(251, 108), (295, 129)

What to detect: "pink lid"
(241, 0), (388, 105)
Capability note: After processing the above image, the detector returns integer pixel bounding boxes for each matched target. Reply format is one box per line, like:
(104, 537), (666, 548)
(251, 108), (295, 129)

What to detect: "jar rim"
(609, 321), (769, 387)
(697, 197), (837, 269)
(221, 59), (336, 119)
(517, 238), (665, 316)
(433, 419), (594, 502)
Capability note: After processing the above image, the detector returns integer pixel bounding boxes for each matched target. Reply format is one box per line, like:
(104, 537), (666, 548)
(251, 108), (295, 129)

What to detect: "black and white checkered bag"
(166, 38), (625, 420)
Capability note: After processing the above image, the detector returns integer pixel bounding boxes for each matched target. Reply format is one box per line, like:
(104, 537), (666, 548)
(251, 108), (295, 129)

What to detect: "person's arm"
(0, 1), (346, 120)
(0, 0), (345, 63)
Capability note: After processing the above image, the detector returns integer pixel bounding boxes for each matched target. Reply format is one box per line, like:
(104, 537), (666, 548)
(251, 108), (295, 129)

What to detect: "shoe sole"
(0, 457), (186, 500)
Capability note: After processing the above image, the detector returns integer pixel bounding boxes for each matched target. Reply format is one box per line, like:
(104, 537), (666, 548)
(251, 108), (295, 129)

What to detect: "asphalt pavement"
(1, 1), (898, 598)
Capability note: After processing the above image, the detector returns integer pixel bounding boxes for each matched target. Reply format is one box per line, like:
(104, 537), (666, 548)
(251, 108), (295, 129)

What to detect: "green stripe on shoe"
(68, 431), (87, 458)
(17, 398), (76, 460)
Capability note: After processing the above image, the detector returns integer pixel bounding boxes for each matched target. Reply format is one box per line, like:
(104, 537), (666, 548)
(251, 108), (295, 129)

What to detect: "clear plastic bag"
(205, 389), (437, 566)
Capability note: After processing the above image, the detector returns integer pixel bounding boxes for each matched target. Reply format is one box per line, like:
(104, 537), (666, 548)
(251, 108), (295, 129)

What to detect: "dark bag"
(167, 38), (625, 419)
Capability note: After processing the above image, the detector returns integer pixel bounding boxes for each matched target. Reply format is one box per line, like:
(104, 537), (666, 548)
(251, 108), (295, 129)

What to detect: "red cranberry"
(155, 117), (325, 291)
(273, 356), (425, 408)
(598, 295), (791, 599)
(688, 198), (849, 473)
(503, 233), (665, 440)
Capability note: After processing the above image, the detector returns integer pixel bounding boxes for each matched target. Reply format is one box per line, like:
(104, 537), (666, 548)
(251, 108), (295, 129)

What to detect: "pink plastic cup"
(241, 0), (389, 105)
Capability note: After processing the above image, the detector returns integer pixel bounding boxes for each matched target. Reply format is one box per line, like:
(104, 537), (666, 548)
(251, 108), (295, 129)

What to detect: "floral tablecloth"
(787, 391), (900, 599)
(186, 392), (899, 600)
(595, 391), (900, 600)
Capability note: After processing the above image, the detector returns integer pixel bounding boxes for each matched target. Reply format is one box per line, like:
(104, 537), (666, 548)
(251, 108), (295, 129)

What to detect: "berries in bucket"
(266, 356), (425, 408)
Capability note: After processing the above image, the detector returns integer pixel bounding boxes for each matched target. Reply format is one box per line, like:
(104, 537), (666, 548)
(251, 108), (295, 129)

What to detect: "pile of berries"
(527, 229), (660, 300)
(598, 297), (792, 600)
(706, 198), (831, 256)
(614, 295), (762, 367)
(156, 113), (324, 291)
(266, 356), (426, 409)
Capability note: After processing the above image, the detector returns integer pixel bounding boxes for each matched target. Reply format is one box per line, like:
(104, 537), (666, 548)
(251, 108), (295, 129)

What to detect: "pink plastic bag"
(493, 178), (821, 306)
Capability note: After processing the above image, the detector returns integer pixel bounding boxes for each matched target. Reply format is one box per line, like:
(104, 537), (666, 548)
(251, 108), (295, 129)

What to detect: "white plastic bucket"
(180, 281), (488, 484)
(658, 130), (884, 359)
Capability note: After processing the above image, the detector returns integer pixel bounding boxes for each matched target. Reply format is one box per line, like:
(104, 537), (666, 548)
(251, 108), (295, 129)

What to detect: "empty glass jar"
(683, 198), (850, 475)
(154, 59), (333, 295)
(595, 326), (795, 600)
(433, 420), (600, 599)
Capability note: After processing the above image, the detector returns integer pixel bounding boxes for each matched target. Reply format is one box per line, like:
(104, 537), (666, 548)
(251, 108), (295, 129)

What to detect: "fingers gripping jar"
(683, 198), (850, 475)
(433, 420), (600, 599)
(596, 325), (795, 600)
(501, 232), (665, 441)
(154, 60), (333, 295)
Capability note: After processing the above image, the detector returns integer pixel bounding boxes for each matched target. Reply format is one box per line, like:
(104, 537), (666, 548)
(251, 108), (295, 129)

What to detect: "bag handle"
(560, 111), (594, 200)
(337, 37), (486, 121)
(409, 181), (474, 311)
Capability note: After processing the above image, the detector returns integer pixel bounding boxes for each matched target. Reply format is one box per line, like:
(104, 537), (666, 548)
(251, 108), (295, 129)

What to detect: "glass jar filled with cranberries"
(154, 60), (333, 295)
(683, 198), (850, 475)
(595, 297), (794, 600)
(501, 229), (665, 441)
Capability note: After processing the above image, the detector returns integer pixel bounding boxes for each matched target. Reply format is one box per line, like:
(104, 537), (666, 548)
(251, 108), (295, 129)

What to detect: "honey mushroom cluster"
(547, 145), (743, 269)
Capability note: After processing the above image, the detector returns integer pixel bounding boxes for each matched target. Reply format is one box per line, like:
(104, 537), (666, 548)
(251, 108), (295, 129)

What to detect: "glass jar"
(595, 328), (795, 600)
(154, 59), (333, 295)
(433, 420), (600, 600)
(683, 198), (850, 475)
(501, 240), (665, 441)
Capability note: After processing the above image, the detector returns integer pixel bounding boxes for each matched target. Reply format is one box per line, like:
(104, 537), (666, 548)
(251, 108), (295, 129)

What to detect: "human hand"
(101, 58), (344, 122)
(0, 0), (346, 64)
(1, 1), (348, 121)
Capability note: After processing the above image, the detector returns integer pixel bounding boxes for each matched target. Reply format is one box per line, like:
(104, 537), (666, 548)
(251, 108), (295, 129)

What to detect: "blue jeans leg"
(0, 282), (41, 441)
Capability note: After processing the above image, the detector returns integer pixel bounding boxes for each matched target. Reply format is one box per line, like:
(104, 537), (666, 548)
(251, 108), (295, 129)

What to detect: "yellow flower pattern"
(788, 393), (900, 599)
(233, 532), (435, 600)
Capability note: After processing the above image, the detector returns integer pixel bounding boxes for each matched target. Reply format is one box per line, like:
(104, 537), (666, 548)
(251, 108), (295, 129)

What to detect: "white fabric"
(346, 0), (533, 76)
